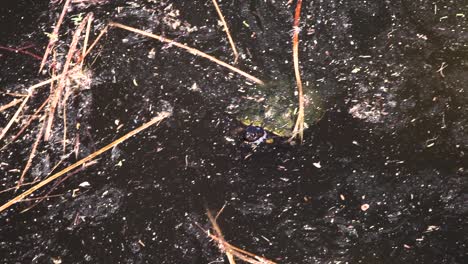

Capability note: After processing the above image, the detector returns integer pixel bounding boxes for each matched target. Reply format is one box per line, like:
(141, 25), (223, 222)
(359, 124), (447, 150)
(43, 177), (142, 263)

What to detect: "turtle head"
(244, 125), (265, 142)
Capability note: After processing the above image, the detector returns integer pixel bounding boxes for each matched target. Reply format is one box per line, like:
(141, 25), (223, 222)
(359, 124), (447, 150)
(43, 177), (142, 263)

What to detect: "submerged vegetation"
(232, 80), (323, 138)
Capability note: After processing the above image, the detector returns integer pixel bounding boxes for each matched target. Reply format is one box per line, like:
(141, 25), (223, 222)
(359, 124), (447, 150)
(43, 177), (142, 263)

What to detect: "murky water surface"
(0, 0), (467, 263)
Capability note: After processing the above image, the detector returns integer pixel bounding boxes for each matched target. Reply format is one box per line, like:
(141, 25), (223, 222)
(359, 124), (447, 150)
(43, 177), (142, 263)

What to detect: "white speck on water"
(79, 181), (90, 188)
(188, 82), (200, 92)
(361, 204), (370, 211)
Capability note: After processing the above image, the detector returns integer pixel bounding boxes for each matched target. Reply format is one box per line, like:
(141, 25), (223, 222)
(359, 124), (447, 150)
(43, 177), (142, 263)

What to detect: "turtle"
(228, 80), (325, 143)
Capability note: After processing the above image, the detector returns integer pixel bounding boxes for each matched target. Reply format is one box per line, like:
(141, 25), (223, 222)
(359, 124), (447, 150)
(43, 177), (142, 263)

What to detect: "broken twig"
(39, 0), (72, 72)
(211, 0), (239, 63)
(0, 111), (171, 213)
(44, 13), (93, 141)
(109, 22), (263, 85)
(290, 0), (305, 142)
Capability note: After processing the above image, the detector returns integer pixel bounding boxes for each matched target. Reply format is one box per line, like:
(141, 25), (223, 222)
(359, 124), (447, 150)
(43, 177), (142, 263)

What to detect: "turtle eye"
(255, 126), (265, 135)
(244, 126), (260, 142)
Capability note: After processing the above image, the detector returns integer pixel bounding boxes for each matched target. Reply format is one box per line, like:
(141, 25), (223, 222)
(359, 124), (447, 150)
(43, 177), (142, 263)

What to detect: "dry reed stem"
(28, 73), (69, 91)
(207, 234), (276, 264)
(4, 92), (29, 97)
(0, 93), (31, 141)
(0, 45), (42, 60)
(290, 0), (305, 142)
(62, 76), (69, 153)
(206, 231), (276, 264)
(16, 121), (46, 190)
(39, 0), (72, 73)
(20, 161), (96, 213)
(214, 202), (227, 221)
(206, 209), (236, 264)
(46, 158), (66, 180)
(109, 22), (263, 85)
(0, 111), (171, 213)
(10, 97), (50, 143)
(49, 50), (57, 94)
(77, 25), (109, 65)
(44, 13), (93, 141)
(73, 133), (80, 159)
(0, 181), (39, 194)
(62, 102), (68, 153)
(204, 208), (277, 264)
(0, 69), (77, 147)
(211, 0), (239, 63)
(63, 14), (94, 152)
(81, 14), (93, 67)
(19, 193), (63, 202)
(0, 98), (22, 113)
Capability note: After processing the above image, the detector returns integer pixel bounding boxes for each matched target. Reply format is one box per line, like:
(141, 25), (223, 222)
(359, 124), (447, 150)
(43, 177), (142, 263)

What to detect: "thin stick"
(62, 98), (68, 153)
(214, 202), (227, 221)
(44, 13), (92, 141)
(207, 206), (277, 264)
(10, 97), (50, 143)
(48, 161), (95, 193)
(27, 73), (68, 91)
(3, 92), (28, 97)
(0, 93), (31, 141)
(0, 111), (171, 213)
(16, 44), (36, 51)
(206, 209), (236, 264)
(49, 49), (57, 95)
(0, 45), (42, 60)
(73, 133), (80, 159)
(39, 0), (72, 73)
(198, 216), (277, 264)
(109, 22), (263, 85)
(206, 234), (276, 264)
(3, 96), (50, 151)
(0, 70), (75, 145)
(0, 181), (39, 194)
(0, 98), (22, 113)
(209, 233), (275, 263)
(20, 161), (96, 213)
(16, 120), (46, 190)
(18, 193), (63, 202)
(44, 157), (66, 180)
(77, 25), (109, 64)
(9, 114), (40, 143)
(211, 0), (239, 63)
(81, 13), (93, 67)
(290, 0), (305, 142)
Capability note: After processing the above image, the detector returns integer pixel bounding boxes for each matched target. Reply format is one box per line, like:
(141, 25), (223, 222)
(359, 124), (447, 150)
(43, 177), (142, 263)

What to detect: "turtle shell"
(232, 80), (324, 137)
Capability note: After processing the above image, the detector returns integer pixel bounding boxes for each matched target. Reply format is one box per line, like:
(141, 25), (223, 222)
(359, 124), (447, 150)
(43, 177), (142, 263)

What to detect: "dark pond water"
(0, 0), (467, 263)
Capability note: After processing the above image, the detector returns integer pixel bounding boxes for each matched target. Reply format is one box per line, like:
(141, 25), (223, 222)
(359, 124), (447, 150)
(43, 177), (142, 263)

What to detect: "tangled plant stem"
(290, 0), (305, 142)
